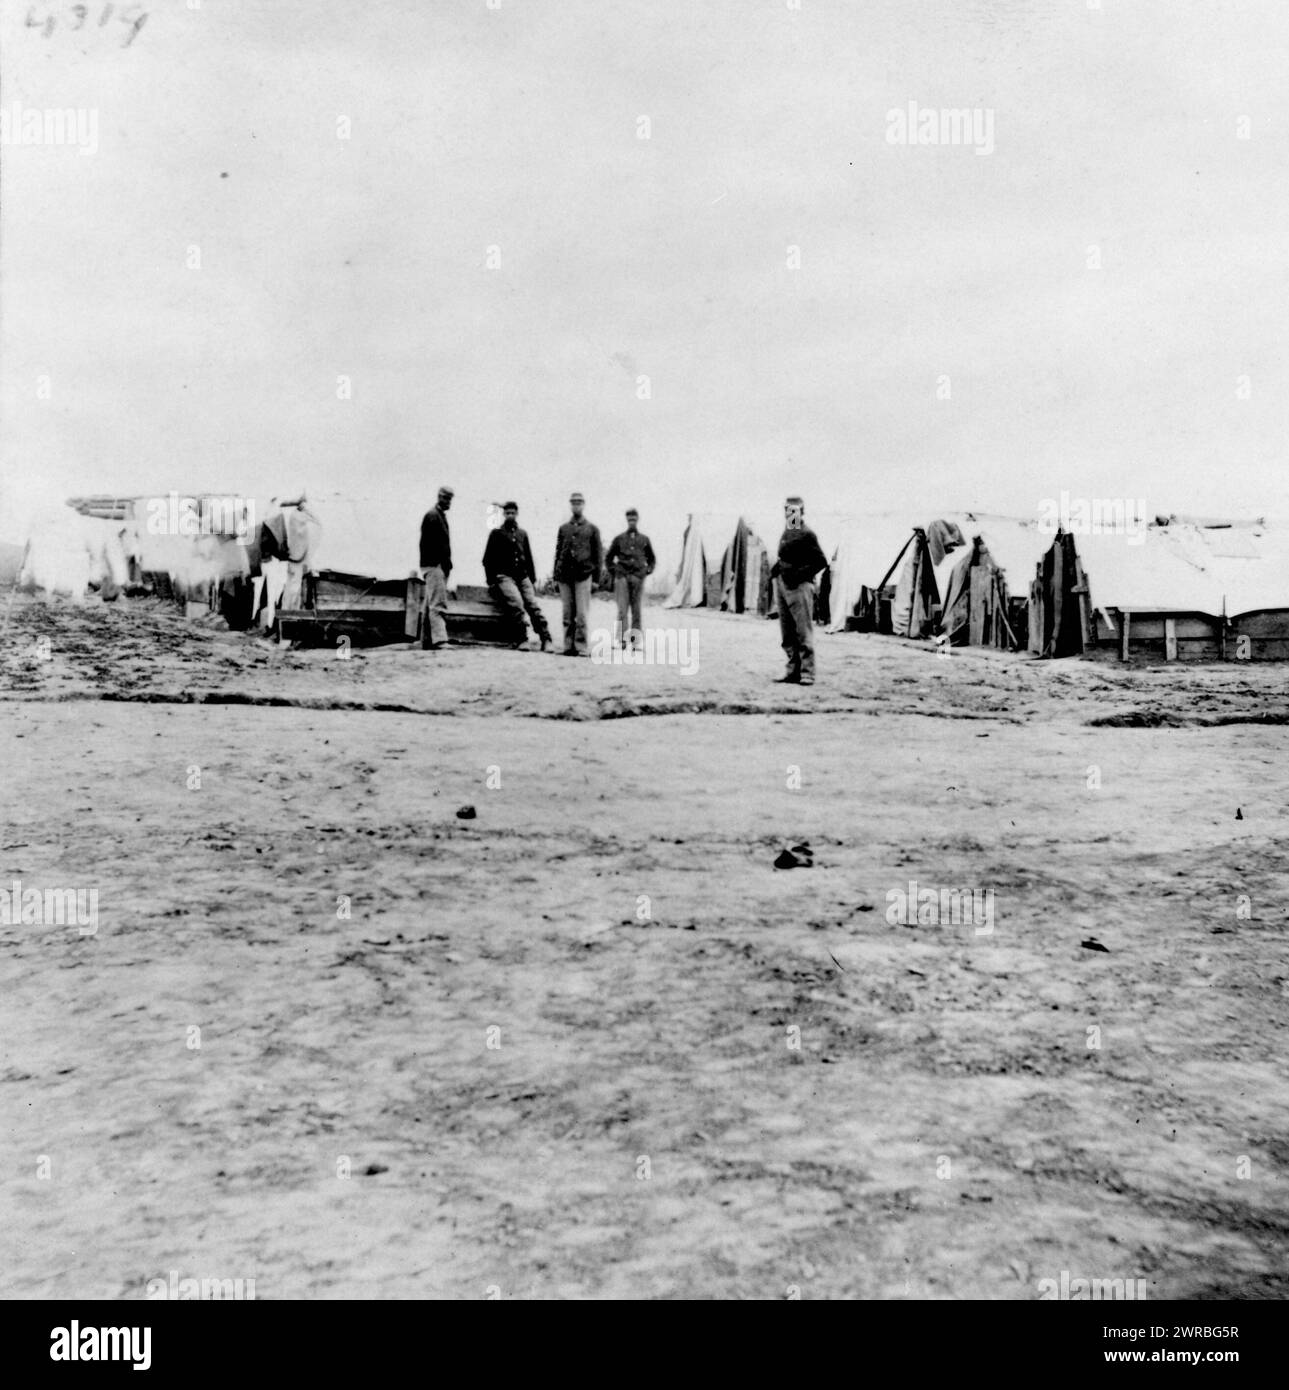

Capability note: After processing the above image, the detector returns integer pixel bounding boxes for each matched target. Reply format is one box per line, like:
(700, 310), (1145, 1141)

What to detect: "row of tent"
(9, 492), (676, 624)
(12, 493), (1289, 661)
(662, 509), (1047, 645)
(12, 494), (313, 626)
(663, 509), (1289, 661)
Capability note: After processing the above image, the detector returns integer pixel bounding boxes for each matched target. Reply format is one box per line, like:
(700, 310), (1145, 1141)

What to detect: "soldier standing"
(771, 494), (827, 685)
(552, 491), (603, 657)
(419, 485), (453, 650)
(605, 508), (656, 650)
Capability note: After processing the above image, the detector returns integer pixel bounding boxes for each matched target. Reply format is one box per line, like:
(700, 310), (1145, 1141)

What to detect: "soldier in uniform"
(552, 492), (604, 657)
(419, 485), (453, 650)
(483, 501), (553, 650)
(605, 508), (656, 650)
(770, 494), (828, 685)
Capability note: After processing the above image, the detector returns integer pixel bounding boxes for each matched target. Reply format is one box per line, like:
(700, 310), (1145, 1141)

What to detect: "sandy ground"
(2, 591), (1288, 1300)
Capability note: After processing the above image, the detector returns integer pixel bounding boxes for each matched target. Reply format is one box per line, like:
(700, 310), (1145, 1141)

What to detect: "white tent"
(825, 511), (1057, 636)
(823, 512), (926, 632)
(664, 512), (743, 608)
(16, 508), (131, 601)
(663, 511), (780, 612)
(129, 494), (257, 594)
(1074, 517), (1289, 619)
(1167, 518), (1289, 617)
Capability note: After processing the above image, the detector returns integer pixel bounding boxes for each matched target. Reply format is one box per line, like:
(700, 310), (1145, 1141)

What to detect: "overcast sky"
(3, 0), (1287, 561)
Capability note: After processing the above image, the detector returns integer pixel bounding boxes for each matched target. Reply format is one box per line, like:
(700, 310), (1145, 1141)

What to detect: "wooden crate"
(402, 577), (528, 647)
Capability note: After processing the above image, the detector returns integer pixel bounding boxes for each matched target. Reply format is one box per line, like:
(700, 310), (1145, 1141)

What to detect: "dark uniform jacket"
(773, 526), (828, 589)
(483, 523), (537, 586)
(606, 529), (656, 579)
(553, 516), (604, 583)
(419, 506), (452, 574)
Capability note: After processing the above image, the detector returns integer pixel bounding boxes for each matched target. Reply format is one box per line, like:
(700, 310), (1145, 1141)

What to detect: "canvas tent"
(933, 514), (1053, 649)
(134, 494), (258, 604)
(664, 513), (772, 614)
(1028, 530), (1089, 658)
(827, 512), (1048, 648)
(59, 493), (258, 611)
(1030, 517), (1289, 661)
(17, 506), (132, 601)
(887, 526), (942, 638)
(823, 512), (925, 633)
(936, 536), (1015, 648)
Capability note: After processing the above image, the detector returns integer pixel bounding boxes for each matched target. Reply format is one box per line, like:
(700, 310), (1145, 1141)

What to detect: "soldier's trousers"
(776, 577), (816, 680)
(493, 575), (551, 642)
(421, 565), (449, 647)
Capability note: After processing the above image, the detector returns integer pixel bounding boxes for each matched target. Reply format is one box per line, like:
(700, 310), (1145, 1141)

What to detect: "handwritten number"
(120, 5), (147, 47)
(21, 2), (144, 42)
(26, 6), (55, 37)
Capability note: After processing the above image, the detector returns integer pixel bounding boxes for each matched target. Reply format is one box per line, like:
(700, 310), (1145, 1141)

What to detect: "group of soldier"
(418, 489), (828, 684)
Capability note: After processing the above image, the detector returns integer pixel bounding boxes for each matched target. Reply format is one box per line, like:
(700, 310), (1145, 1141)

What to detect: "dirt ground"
(2, 591), (1288, 1299)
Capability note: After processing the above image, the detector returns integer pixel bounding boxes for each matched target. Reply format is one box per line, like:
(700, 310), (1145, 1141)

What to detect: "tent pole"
(875, 532), (916, 595)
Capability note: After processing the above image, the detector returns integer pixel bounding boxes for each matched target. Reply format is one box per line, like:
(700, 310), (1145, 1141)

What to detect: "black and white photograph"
(0, 0), (1285, 1341)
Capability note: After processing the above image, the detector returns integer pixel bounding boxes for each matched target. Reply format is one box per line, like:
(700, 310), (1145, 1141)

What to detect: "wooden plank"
(449, 603), (514, 618)
(1121, 638), (1222, 662)
(315, 593), (405, 611)
(1072, 557), (1093, 651)
(452, 583), (495, 604)
(1164, 617), (1177, 661)
(278, 606), (405, 625)
(313, 568), (407, 593)
(1050, 547), (1065, 657)
(1121, 609), (1130, 662)
(314, 575), (402, 596)
(968, 564), (987, 646)
(1172, 617), (1219, 638)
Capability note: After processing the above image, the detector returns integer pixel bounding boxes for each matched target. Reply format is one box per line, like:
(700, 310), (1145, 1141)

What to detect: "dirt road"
(2, 594), (1287, 1298)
